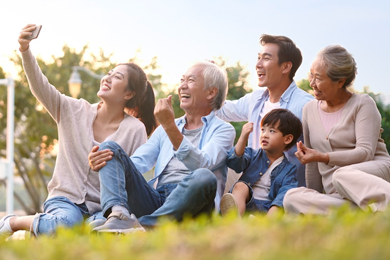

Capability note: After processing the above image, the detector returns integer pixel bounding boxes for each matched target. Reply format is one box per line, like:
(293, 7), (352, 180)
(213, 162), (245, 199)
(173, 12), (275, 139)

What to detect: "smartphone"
(26, 25), (42, 40)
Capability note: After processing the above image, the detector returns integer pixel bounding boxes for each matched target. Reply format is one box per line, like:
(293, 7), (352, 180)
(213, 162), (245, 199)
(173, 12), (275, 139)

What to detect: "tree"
(297, 79), (312, 93)
(0, 45), (163, 214)
(1, 51), (58, 213)
(363, 87), (390, 152)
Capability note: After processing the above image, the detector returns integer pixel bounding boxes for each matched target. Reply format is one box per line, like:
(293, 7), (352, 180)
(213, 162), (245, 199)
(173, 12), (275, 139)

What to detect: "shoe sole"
(88, 219), (107, 229)
(97, 227), (146, 234)
(220, 193), (239, 217)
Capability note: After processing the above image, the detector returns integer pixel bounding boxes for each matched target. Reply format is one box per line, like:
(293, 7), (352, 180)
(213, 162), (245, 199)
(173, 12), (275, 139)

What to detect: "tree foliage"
(363, 87), (390, 152)
(214, 58), (251, 101)
(215, 57), (252, 142)
(297, 79), (312, 93)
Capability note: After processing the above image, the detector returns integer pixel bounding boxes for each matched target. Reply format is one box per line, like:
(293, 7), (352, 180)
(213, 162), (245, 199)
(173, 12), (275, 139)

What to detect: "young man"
(216, 35), (313, 187)
(220, 109), (302, 216)
(88, 61), (235, 233)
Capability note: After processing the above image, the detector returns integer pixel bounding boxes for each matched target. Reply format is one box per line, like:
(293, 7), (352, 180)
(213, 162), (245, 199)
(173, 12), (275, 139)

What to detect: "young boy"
(220, 108), (302, 217)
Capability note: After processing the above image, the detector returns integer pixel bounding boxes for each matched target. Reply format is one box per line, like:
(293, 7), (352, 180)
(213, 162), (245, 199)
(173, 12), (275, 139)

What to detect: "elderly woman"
(283, 45), (390, 214)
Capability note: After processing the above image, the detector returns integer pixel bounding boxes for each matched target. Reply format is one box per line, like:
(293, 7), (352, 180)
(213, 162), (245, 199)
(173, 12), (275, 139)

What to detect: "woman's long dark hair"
(120, 63), (157, 136)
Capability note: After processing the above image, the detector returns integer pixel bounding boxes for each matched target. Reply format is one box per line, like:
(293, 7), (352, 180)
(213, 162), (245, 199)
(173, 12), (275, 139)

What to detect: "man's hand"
(88, 146), (113, 171)
(154, 95), (176, 129)
(154, 95), (183, 150)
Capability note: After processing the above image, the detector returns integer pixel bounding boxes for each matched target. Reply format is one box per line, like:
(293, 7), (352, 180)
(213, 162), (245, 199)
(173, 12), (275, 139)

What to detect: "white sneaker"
(0, 214), (17, 236)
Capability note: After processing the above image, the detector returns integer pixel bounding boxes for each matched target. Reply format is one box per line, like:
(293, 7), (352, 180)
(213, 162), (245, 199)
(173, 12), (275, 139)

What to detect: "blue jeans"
(230, 181), (272, 213)
(31, 196), (103, 236)
(99, 141), (217, 228)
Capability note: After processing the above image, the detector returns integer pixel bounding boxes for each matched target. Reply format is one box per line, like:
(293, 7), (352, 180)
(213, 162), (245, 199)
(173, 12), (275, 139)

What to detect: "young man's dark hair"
(261, 108), (302, 150)
(260, 34), (303, 81)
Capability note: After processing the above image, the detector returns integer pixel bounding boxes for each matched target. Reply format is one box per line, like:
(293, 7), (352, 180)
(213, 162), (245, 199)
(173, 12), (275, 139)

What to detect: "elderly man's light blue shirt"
(130, 111), (235, 208)
(216, 81), (314, 186)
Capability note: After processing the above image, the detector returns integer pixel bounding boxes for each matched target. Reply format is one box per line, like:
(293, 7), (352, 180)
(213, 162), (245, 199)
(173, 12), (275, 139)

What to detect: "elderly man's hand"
(154, 95), (176, 128)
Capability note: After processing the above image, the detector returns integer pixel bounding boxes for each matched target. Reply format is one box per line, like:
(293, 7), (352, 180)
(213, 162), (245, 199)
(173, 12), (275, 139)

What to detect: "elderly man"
(89, 61), (235, 232)
(217, 34), (313, 187)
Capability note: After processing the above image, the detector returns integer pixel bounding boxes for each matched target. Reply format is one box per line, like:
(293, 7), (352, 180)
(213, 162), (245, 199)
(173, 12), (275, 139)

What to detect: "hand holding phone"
(26, 25), (42, 40)
(18, 24), (42, 52)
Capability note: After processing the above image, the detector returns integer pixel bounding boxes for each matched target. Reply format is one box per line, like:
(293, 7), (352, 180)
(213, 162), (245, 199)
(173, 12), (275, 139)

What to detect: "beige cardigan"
(303, 93), (390, 194)
(22, 49), (147, 213)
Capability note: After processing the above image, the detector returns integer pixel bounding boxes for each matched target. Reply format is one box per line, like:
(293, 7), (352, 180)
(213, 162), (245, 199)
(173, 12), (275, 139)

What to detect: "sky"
(1, 0), (390, 97)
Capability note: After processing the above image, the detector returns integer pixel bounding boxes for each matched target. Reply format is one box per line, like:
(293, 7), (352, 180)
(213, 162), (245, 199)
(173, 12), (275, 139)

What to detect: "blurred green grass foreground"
(1, 206), (390, 260)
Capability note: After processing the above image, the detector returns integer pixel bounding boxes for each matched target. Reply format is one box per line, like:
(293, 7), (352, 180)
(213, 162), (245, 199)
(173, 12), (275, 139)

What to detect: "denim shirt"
(216, 81), (314, 186)
(227, 147), (298, 208)
(130, 111), (235, 207)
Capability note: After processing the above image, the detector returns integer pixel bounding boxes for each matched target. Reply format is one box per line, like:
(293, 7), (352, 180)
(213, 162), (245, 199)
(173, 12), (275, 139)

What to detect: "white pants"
(283, 161), (390, 214)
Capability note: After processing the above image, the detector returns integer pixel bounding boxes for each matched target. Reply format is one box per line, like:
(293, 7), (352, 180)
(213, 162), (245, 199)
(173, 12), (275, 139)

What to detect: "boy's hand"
(234, 122), (254, 157)
(240, 122), (253, 140)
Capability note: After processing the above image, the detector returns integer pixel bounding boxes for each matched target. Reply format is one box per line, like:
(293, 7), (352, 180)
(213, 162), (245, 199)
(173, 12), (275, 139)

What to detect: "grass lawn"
(1, 207), (390, 260)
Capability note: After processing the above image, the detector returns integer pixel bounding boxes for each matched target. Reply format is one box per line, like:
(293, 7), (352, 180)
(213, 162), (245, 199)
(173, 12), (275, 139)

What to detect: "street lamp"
(0, 77), (14, 214)
(68, 66), (104, 98)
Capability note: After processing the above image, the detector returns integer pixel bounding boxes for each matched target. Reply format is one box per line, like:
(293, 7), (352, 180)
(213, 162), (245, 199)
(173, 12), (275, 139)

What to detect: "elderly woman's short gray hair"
(317, 45), (357, 88)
